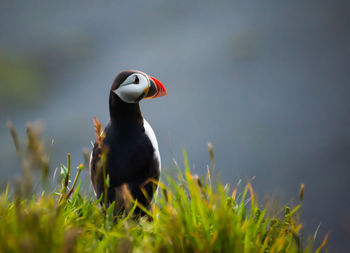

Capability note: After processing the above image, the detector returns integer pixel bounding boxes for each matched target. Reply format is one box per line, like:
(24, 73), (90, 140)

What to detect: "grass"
(0, 122), (328, 253)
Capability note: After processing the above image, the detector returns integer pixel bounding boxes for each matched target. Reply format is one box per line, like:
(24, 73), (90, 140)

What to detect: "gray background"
(0, 1), (349, 251)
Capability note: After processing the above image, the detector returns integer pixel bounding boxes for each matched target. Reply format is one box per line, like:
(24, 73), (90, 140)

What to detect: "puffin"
(89, 70), (166, 215)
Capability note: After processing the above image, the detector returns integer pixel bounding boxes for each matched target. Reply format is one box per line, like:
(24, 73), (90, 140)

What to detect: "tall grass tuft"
(0, 122), (327, 252)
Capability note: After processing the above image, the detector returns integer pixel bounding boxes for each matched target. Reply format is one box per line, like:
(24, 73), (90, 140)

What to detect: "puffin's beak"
(145, 76), (167, 99)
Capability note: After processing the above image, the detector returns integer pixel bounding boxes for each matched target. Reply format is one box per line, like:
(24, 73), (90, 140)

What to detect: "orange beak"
(145, 76), (167, 99)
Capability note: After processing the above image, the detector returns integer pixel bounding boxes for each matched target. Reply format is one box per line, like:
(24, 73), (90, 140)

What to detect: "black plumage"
(90, 70), (165, 215)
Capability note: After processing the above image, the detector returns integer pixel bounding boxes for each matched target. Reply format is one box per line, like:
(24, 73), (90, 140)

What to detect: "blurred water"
(1, 1), (349, 251)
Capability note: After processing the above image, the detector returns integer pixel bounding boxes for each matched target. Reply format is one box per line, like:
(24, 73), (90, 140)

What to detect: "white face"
(113, 73), (149, 103)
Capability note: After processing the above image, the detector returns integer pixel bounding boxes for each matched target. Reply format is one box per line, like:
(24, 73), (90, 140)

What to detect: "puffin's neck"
(109, 93), (143, 125)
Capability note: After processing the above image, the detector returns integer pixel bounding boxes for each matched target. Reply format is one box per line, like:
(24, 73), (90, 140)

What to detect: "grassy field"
(0, 122), (327, 253)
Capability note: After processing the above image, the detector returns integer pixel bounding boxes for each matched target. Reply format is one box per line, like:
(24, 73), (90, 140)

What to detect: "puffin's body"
(89, 70), (166, 215)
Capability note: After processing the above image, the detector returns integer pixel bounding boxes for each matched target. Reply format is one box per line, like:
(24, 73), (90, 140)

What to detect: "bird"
(89, 70), (166, 216)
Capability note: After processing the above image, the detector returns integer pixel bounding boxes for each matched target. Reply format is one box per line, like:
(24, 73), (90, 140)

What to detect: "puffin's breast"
(143, 119), (161, 172)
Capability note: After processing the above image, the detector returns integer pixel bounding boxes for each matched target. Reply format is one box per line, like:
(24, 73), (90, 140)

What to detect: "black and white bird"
(89, 70), (166, 215)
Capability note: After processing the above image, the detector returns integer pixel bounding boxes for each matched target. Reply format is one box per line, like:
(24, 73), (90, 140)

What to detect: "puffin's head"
(111, 70), (166, 103)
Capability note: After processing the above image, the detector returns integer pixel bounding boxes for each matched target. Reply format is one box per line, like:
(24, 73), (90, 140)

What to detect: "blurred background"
(0, 0), (349, 251)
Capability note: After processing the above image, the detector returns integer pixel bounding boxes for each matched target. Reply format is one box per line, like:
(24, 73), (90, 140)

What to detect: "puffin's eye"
(135, 76), (139, 84)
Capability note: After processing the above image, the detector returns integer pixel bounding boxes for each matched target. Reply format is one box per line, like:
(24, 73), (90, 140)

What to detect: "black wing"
(89, 141), (103, 197)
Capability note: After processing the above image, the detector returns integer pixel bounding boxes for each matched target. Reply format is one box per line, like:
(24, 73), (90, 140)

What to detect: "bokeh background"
(1, 1), (349, 251)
